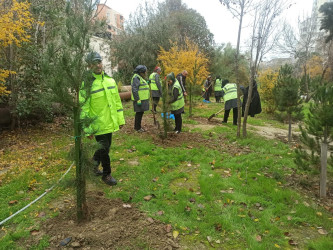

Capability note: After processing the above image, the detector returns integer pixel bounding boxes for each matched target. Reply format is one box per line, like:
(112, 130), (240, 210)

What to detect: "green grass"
(0, 98), (332, 249)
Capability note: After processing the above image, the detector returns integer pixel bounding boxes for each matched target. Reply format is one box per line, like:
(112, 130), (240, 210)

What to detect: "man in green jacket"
(80, 52), (125, 186)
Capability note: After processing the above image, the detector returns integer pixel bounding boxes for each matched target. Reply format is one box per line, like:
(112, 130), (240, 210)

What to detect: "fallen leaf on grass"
(165, 224), (172, 233)
(318, 229), (328, 235)
(316, 212), (322, 216)
(38, 212), (46, 217)
(157, 210), (164, 216)
(303, 201), (310, 207)
(284, 232), (291, 237)
(152, 177), (159, 182)
(122, 204), (131, 208)
(144, 195), (152, 201)
(274, 243), (281, 248)
(30, 229), (39, 236)
(256, 235), (262, 242)
(173, 230), (179, 239)
(197, 204), (205, 209)
(215, 223), (222, 231)
(8, 200), (18, 205)
(189, 198), (196, 203)
(207, 236), (212, 242)
(147, 217), (154, 223)
(288, 240), (298, 246)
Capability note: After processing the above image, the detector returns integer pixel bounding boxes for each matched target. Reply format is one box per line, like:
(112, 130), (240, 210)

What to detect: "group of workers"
(130, 65), (187, 134)
(80, 52), (261, 186)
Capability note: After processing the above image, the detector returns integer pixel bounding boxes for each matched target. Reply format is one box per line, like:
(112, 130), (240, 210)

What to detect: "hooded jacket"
(80, 71), (125, 136)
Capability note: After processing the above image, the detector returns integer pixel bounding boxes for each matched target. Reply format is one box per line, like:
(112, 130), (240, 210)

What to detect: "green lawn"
(0, 100), (332, 249)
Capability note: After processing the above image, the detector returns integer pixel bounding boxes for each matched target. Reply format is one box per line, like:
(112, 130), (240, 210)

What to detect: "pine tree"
(42, 0), (101, 222)
(295, 81), (333, 198)
(273, 64), (302, 143)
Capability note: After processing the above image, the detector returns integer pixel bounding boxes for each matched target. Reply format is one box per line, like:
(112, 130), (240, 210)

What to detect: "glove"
(137, 100), (142, 106)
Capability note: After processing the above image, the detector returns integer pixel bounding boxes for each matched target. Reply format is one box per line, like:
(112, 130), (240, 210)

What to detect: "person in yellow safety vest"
(167, 72), (185, 134)
(80, 52), (125, 186)
(214, 75), (223, 103)
(221, 79), (239, 125)
(131, 65), (150, 132)
(149, 66), (162, 113)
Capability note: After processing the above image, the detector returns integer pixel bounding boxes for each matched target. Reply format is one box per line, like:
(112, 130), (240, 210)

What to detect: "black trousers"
(223, 107), (238, 125)
(134, 112), (144, 130)
(93, 133), (112, 176)
(174, 113), (182, 131)
(215, 96), (221, 103)
(152, 97), (160, 112)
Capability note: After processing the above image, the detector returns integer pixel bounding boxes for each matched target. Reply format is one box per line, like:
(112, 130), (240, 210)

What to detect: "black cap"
(85, 52), (102, 64)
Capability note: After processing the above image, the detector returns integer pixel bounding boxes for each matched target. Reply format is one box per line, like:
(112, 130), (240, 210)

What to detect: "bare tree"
(243, 0), (287, 137)
(278, 14), (318, 101)
(219, 0), (253, 137)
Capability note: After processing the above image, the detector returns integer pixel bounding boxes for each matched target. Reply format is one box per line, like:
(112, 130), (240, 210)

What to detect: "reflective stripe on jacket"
(149, 72), (159, 91)
(171, 80), (185, 111)
(222, 83), (237, 102)
(80, 72), (125, 136)
(214, 79), (222, 91)
(131, 73), (150, 101)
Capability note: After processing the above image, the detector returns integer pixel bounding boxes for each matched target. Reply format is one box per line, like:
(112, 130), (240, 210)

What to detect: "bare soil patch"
(23, 191), (179, 249)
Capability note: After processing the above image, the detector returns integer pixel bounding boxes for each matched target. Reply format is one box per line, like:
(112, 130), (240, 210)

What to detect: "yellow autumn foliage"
(307, 55), (331, 81)
(257, 69), (278, 113)
(157, 39), (209, 86)
(0, 0), (34, 96)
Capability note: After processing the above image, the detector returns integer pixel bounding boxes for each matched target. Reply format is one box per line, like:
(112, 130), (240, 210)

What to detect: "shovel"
(208, 108), (224, 121)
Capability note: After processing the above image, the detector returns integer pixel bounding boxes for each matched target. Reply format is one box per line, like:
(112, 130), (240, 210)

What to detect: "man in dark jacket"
(131, 65), (150, 132)
(203, 75), (213, 103)
(176, 70), (188, 97)
(242, 80), (262, 117)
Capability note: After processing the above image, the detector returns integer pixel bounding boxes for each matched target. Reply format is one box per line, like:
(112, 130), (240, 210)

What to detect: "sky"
(105, 0), (314, 48)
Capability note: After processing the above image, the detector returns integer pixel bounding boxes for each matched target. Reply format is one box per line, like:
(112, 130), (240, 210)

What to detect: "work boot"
(102, 175), (117, 186)
(93, 164), (103, 176)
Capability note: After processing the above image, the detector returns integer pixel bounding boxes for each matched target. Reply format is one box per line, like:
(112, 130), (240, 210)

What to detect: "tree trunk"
(242, 67), (255, 138)
(162, 80), (168, 139)
(320, 130), (328, 198)
(74, 106), (88, 222)
(189, 80), (193, 117)
(288, 112), (292, 144)
(235, 1), (245, 138)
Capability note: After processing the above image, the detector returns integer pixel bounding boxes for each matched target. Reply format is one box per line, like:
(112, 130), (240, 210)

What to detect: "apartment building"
(91, 4), (125, 75)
